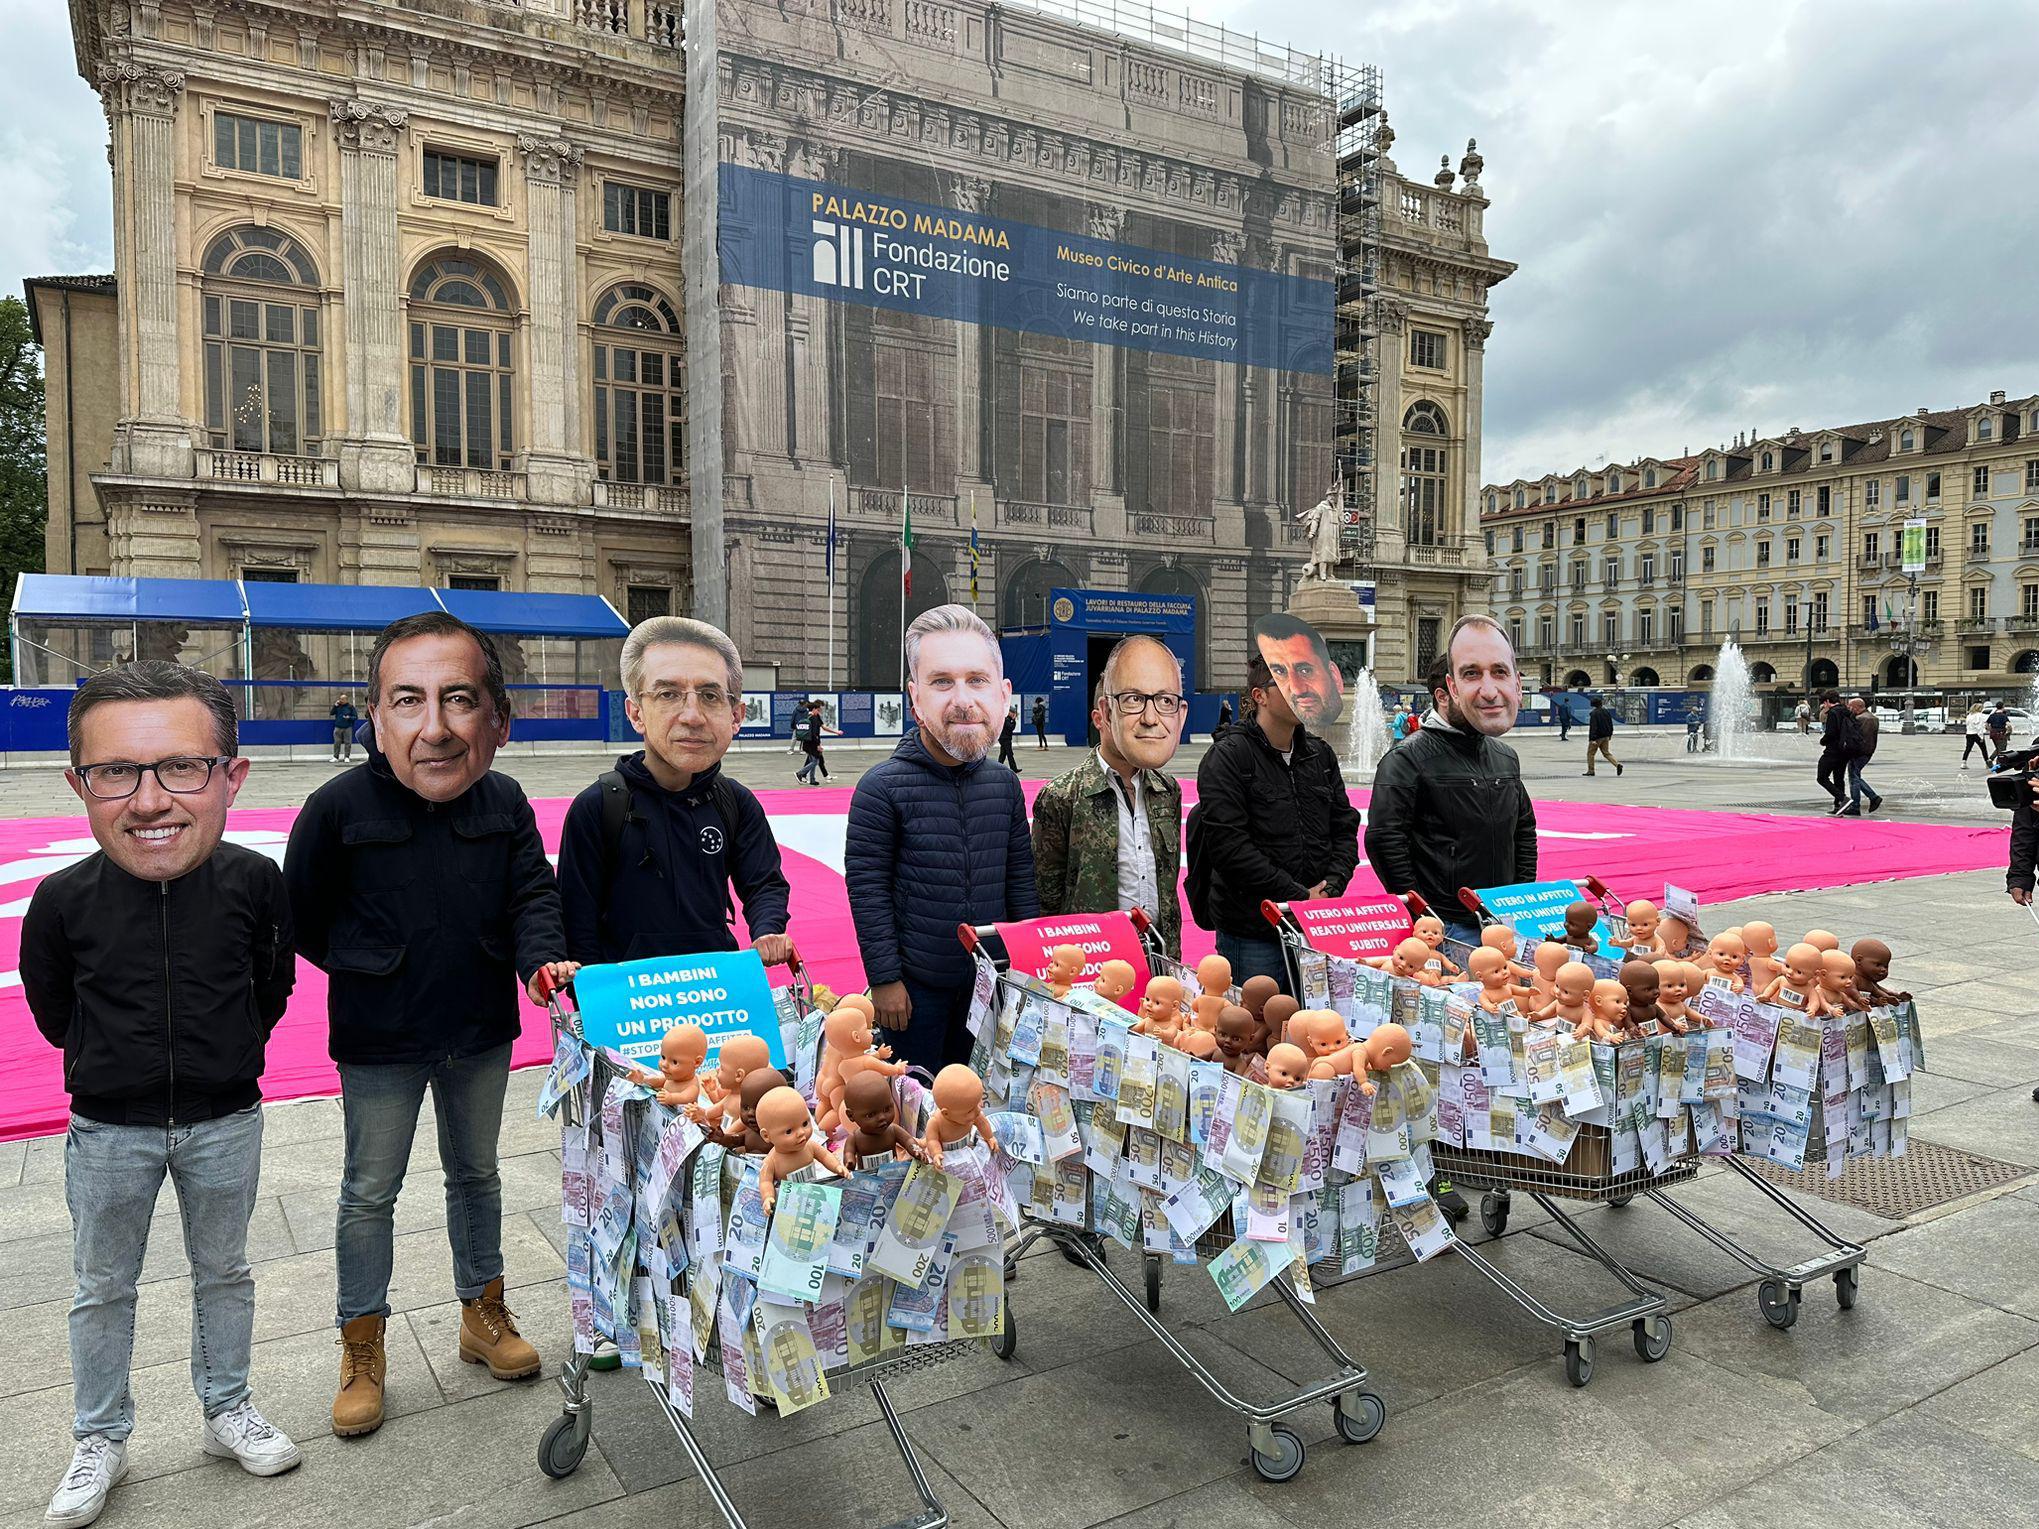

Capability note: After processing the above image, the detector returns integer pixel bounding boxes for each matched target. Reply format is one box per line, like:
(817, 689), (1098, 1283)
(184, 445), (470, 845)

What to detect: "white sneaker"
(201, 1399), (302, 1477)
(46, 1435), (127, 1527)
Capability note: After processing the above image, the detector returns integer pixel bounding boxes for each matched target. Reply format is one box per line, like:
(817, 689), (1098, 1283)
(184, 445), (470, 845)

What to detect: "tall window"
(1864, 531), (1880, 560)
(1866, 479), (1880, 506)
(1638, 606), (1654, 643)
(1134, 352), (1210, 512)
(408, 256), (514, 470)
(1400, 401), (1449, 546)
(1923, 590), (1939, 623)
(1755, 600), (1770, 635)
(1811, 591), (1828, 632)
(213, 111), (302, 179)
(1569, 613), (1585, 647)
(1970, 586), (1989, 622)
(1700, 599), (1714, 636)
(1787, 488), (1801, 515)
(1409, 329), (1447, 369)
(1926, 524), (1942, 558)
(421, 149), (499, 206)
(1896, 475), (1911, 504)
(201, 227), (323, 456)
(1603, 610), (1619, 644)
(1972, 522), (1991, 557)
(592, 284), (685, 485)
(1022, 336), (1093, 506)
(1668, 605), (1683, 643)
(602, 181), (672, 240)
(1975, 464), (1992, 497)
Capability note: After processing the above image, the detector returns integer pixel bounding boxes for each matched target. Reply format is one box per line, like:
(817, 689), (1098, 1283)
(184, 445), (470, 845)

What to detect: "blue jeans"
(66, 1105), (264, 1440)
(1216, 929), (1291, 995)
(797, 747), (826, 782)
(1847, 757), (1881, 809)
(336, 1043), (511, 1324)
(1439, 917), (1482, 952)
(882, 978), (978, 1076)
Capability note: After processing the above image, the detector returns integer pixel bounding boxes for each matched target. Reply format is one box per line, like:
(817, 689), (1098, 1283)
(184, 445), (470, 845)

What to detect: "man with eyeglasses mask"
(558, 616), (792, 967)
(24, 662), (301, 1525)
(1032, 635), (1188, 956)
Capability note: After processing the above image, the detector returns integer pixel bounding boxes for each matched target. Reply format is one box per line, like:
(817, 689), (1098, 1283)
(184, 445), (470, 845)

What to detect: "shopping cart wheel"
(1249, 1425), (1306, 1484)
(992, 1313), (1017, 1361)
(1607, 1194), (1635, 1209)
(1758, 1277), (1801, 1330)
(1143, 1256), (1162, 1313)
(1563, 1337), (1595, 1388)
(1332, 1390), (1387, 1445)
(538, 1412), (591, 1479)
(1479, 1193), (1509, 1238)
(1834, 1267), (1860, 1310)
(1632, 1314), (1672, 1363)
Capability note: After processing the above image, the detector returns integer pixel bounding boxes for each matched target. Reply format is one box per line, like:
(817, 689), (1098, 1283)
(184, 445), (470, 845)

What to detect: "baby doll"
(1561, 900), (1601, 955)
(841, 1072), (924, 1164)
(1530, 941), (1570, 1006)
(756, 1087), (846, 1212)
(1411, 914), (1463, 978)
(1043, 944), (1086, 999)
(1134, 975), (1188, 1046)
(1370, 935), (1443, 987)
(922, 1064), (999, 1168)
(1580, 978), (1629, 1042)
(1619, 959), (1661, 1035)
(1758, 942), (1827, 1016)
(1622, 899), (1666, 957)
(1802, 929), (1840, 954)
(1215, 1004), (1261, 1074)
(1291, 1010), (1357, 1079)
(1737, 921), (1783, 993)
(1260, 994), (1301, 1054)
(1818, 949), (1867, 1014)
(1468, 946), (1517, 1013)
(1481, 923), (1537, 995)
(1703, 931), (1748, 993)
(1850, 937), (1910, 1005)
(1657, 912), (1694, 959)
(1653, 958), (1694, 1034)
(1187, 953), (1233, 1041)
(816, 1003), (905, 1132)
(702, 1066), (788, 1155)
(1354, 1022), (1413, 1094)
(1093, 958), (1138, 1007)
(1536, 960), (1596, 1030)
(652, 1023), (709, 1110)
(1264, 1042), (1311, 1090)
(696, 1034), (773, 1129)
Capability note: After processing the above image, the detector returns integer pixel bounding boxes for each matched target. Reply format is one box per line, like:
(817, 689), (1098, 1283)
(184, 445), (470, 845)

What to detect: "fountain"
(1343, 666), (1393, 779)
(1708, 640), (1758, 759)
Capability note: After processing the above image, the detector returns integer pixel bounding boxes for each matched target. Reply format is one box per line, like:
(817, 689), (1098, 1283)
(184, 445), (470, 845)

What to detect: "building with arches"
(1478, 390), (2039, 695)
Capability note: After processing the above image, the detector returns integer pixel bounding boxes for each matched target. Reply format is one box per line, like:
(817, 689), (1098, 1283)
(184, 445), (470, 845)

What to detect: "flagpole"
(899, 399), (909, 695)
(826, 480), (836, 689)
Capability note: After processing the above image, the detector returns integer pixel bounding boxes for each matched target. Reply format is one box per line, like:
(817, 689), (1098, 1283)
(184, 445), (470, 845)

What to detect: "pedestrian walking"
(1962, 704), (1991, 767)
(1815, 688), (1860, 812)
(1557, 696), (1572, 741)
(795, 697), (839, 784)
(1988, 701), (2012, 763)
(23, 663), (303, 1526)
(285, 612), (576, 1441)
(1685, 701), (1705, 753)
(329, 694), (359, 762)
(998, 705), (1020, 770)
(1032, 694), (1050, 749)
(1215, 698), (1233, 735)
(1841, 696), (1883, 815)
(1795, 699), (1812, 736)
(1390, 706), (1410, 742)
(1583, 695), (1622, 776)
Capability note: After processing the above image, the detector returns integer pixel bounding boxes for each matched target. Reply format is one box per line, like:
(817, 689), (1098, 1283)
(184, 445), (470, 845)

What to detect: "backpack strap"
(597, 769), (633, 908)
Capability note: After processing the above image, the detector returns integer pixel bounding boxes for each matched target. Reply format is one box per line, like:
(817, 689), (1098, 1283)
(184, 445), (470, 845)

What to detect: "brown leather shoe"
(459, 1277), (541, 1380)
(332, 1314), (387, 1438)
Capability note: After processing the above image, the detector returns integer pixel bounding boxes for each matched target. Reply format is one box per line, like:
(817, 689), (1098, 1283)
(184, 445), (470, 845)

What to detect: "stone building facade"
(1480, 391), (2039, 694)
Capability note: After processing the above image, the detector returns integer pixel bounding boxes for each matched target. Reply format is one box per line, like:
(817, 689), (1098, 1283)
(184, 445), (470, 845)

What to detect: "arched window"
(201, 226), (323, 456)
(1900, 429), (1915, 451)
(408, 255), (515, 470)
(1003, 557), (1078, 631)
(1630, 666), (1660, 686)
(1688, 664), (1715, 683)
(1761, 451), (1774, 471)
(591, 284), (684, 486)
(1574, 474), (1587, 496)
(1401, 401), (1449, 546)
(1644, 468), (1657, 488)
(1606, 472), (1621, 493)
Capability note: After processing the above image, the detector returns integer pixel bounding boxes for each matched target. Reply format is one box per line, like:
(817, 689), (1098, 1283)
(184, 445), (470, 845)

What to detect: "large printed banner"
(573, 949), (787, 1069)
(1284, 896), (1413, 961)
(718, 162), (1334, 375)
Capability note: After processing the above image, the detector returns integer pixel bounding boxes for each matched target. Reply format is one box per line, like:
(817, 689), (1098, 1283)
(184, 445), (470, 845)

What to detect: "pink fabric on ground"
(0, 786), (2004, 1142)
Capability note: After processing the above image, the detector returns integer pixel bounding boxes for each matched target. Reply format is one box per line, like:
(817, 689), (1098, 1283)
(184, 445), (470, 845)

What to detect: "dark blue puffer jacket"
(845, 731), (1039, 988)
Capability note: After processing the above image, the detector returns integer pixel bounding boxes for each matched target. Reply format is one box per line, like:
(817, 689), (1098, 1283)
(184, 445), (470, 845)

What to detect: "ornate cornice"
(516, 132), (586, 187)
(329, 98), (408, 156)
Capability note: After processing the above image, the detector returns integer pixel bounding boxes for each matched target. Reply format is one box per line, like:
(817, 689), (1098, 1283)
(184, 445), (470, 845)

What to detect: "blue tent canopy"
(12, 574), (247, 624)
(242, 581), (442, 632)
(437, 588), (627, 639)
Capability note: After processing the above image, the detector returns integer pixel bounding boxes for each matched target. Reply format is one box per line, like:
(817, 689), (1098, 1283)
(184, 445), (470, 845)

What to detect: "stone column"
(1459, 316), (1492, 570)
(949, 174), (994, 519)
(789, 143), (849, 476)
(1088, 203), (1128, 534)
(1209, 231), (1246, 521)
(1371, 296), (1407, 561)
(518, 132), (596, 507)
(101, 62), (192, 478)
(331, 99), (416, 494)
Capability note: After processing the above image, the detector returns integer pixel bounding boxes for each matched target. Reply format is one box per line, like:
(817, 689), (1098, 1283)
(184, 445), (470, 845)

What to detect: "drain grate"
(1740, 1139), (2032, 1218)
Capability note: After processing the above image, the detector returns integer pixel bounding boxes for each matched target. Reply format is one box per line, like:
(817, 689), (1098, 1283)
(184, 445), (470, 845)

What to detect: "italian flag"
(901, 491), (915, 598)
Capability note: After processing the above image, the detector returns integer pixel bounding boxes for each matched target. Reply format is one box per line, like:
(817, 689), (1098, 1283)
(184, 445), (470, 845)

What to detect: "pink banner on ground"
(0, 782), (2005, 1142)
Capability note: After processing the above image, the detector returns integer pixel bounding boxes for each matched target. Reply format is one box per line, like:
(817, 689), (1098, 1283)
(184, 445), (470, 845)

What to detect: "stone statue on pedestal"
(1296, 487), (1344, 584)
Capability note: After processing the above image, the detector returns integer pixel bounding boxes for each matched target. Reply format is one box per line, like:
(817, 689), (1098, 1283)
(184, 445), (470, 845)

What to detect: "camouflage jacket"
(1030, 752), (1183, 957)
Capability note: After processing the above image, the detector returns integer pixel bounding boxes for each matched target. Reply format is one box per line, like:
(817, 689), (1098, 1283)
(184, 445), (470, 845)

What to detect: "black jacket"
(2012, 781), (2039, 893)
(284, 749), (566, 1065)
(1365, 715), (1538, 919)
(1820, 703), (1862, 758)
(21, 843), (294, 1126)
(1195, 717), (1361, 934)
(845, 731), (1038, 988)
(556, 753), (791, 966)
(1000, 714), (1018, 745)
(1587, 707), (1614, 741)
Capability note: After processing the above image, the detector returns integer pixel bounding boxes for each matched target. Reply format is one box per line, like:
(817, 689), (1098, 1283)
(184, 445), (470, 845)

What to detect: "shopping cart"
(962, 914), (1384, 1485)
(535, 963), (995, 1529)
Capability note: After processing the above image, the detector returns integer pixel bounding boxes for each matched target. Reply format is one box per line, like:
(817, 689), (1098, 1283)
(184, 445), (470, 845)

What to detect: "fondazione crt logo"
(808, 189), (1014, 301)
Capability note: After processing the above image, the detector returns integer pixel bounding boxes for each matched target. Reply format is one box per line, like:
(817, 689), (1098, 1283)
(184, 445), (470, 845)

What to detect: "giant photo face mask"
(1252, 614), (1346, 728)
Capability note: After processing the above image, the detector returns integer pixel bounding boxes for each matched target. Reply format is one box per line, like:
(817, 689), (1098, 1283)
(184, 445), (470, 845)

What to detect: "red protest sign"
(993, 912), (1151, 1003)
(1285, 896), (1413, 961)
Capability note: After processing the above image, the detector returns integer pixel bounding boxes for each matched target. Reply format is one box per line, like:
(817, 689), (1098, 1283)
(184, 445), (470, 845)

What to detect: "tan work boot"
(332, 1315), (387, 1438)
(459, 1277), (541, 1380)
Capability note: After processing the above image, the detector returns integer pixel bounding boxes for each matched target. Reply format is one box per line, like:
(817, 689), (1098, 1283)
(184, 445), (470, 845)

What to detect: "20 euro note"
(865, 1160), (963, 1287)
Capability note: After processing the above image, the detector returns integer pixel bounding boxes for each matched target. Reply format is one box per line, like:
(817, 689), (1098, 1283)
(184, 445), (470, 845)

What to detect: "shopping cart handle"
(1583, 875), (1611, 902)
(532, 965), (561, 1004)
(1128, 907), (1155, 936)
(1401, 891), (1430, 918)
(958, 922), (982, 954)
(1456, 887), (1485, 917)
(1260, 898), (1286, 929)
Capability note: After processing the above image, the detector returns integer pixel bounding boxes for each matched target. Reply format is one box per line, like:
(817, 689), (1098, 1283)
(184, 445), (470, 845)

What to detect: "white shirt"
(1101, 752), (1159, 920)
(1967, 711), (1987, 736)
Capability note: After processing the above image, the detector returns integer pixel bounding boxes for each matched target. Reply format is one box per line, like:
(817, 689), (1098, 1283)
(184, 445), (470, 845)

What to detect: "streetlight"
(1604, 651), (1630, 687)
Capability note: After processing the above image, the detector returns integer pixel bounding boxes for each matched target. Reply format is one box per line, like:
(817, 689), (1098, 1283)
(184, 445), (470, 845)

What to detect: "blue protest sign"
(573, 949), (787, 1069)
(1474, 880), (1625, 948)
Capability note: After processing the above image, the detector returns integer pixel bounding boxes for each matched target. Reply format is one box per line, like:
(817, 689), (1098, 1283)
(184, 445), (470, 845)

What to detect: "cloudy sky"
(7, 0), (2038, 488)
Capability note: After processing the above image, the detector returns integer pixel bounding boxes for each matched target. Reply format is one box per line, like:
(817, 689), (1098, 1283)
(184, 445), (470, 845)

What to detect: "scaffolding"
(1000, 0), (1336, 90)
(1330, 58), (1384, 565)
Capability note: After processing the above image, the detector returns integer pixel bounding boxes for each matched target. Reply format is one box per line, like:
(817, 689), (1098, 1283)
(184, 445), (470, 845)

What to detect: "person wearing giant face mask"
(1032, 634), (1188, 958)
(846, 604), (1039, 1072)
